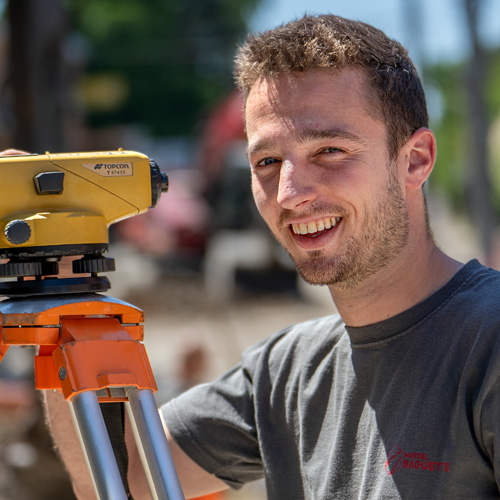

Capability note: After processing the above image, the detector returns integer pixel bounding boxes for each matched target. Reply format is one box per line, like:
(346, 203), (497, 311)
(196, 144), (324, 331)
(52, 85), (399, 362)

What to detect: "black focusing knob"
(5, 220), (31, 245)
(0, 260), (42, 277)
(72, 256), (116, 274)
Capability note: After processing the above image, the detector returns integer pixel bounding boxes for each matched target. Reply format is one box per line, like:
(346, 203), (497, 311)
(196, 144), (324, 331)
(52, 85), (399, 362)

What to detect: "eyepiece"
(150, 159), (168, 207)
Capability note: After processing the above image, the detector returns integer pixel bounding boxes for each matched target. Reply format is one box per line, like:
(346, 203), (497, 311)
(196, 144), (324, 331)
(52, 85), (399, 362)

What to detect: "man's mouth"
(291, 217), (342, 237)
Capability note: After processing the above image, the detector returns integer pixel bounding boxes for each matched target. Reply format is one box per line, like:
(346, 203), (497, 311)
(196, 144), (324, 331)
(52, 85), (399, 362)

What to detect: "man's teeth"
(292, 217), (341, 235)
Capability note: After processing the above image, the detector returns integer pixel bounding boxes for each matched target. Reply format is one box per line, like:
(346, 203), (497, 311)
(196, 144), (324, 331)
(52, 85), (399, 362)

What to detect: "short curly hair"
(234, 14), (428, 159)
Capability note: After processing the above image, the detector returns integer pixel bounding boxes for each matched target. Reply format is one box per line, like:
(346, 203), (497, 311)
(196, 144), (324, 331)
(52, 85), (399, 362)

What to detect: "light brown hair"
(234, 14), (428, 159)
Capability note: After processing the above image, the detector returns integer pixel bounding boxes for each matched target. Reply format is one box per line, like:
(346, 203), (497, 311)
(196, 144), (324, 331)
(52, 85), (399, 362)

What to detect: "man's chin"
(295, 253), (362, 288)
(295, 256), (339, 286)
(281, 246), (351, 286)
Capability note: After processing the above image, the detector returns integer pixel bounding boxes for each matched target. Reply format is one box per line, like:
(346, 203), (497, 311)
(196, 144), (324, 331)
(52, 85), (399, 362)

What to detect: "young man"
(45, 14), (500, 499)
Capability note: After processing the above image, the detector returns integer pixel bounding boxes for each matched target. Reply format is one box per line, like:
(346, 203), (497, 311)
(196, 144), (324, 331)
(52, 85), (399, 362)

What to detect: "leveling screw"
(59, 366), (67, 380)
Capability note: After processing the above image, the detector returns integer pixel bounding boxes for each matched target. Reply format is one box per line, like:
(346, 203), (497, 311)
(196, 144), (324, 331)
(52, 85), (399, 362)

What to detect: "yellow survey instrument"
(0, 149), (168, 295)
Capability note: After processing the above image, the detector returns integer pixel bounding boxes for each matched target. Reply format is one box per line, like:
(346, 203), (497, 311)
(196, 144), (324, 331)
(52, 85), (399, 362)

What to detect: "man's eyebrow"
(246, 139), (276, 159)
(298, 128), (361, 143)
(246, 127), (361, 159)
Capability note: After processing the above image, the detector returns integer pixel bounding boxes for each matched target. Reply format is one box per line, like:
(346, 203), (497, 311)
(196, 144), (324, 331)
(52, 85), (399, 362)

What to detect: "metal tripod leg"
(71, 388), (185, 500)
(126, 388), (185, 500)
(71, 391), (128, 500)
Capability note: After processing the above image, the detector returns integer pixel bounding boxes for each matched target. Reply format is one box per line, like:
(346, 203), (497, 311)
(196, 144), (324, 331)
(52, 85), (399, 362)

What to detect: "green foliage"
(64, 0), (259, 136)
(424, 47), (500, 211)
(424, 62), (468, 208)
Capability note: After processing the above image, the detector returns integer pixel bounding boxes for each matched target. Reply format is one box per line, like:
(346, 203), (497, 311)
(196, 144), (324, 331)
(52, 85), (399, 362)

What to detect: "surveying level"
(0, 150), (184, 499)
(0, 149), (167, 296)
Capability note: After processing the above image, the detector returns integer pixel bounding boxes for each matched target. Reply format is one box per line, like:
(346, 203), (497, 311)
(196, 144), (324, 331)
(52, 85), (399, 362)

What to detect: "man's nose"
(276, 159), (317, 209)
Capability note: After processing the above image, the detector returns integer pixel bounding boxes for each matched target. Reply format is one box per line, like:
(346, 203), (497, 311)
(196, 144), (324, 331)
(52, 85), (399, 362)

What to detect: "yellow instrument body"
(0, 150), (158, 252)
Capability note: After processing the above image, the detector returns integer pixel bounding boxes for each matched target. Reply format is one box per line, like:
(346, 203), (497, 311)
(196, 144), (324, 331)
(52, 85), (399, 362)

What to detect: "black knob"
(73, 256), (116, 274)
(0, 260), (42, 277)
(5, 220), (31, 245)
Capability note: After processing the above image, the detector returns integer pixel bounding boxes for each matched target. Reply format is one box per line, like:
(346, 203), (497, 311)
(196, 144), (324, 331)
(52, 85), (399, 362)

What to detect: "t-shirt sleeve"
(161, 360), (264, 489)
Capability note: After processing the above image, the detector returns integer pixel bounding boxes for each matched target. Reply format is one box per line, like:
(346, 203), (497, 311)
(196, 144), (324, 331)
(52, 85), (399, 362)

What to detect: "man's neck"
(328, 243), (463, 327)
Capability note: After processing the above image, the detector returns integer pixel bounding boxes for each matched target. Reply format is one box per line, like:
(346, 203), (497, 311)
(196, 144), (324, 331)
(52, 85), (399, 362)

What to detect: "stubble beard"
(277, 168), (410, 289)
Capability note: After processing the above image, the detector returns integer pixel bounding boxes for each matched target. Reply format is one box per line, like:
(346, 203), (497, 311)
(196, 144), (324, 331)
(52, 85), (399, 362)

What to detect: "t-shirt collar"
(345, 259), (483, 347)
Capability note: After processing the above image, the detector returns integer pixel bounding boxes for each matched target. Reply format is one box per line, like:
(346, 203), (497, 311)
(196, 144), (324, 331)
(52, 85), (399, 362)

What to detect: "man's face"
(245, 69), (410, 289)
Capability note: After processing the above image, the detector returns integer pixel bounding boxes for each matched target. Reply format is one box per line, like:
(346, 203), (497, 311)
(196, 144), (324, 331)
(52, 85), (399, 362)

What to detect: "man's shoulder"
(240, 313), (347, 373)
(452, 260), (500, 309)
(437, 261), (500, 360)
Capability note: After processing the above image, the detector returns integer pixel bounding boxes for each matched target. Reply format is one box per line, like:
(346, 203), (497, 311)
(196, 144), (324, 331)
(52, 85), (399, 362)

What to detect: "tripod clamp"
(0, 292), (185, 500)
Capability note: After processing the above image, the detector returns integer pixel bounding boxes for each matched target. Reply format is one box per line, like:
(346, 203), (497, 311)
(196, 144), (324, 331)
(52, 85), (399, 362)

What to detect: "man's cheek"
(251, 184), (268, 213)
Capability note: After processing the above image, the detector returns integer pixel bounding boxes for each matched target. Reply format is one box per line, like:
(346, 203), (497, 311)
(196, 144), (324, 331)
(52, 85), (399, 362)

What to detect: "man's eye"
(322, 147), (343, 154)
(256, 157), (279, 167)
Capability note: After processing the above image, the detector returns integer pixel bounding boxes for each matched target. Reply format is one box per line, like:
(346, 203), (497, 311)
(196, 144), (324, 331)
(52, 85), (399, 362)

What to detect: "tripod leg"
(126, 387), (185, 500)
(71, 391), (129, 500)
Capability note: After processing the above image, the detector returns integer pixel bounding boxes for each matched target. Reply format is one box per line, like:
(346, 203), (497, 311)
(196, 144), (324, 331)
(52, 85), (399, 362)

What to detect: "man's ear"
(402, 127), (436, 191)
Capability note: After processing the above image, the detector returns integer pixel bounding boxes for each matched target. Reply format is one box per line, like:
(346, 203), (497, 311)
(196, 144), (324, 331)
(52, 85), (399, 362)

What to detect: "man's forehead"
(244, 68), (382, 133)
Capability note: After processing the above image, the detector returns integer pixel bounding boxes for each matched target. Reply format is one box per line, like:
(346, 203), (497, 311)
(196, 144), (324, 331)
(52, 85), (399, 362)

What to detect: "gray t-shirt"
(162, 260), (500, 499)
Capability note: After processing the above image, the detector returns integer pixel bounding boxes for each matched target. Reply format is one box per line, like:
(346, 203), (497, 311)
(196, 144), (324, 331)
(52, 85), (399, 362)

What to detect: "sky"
(249, 0), (500, 66)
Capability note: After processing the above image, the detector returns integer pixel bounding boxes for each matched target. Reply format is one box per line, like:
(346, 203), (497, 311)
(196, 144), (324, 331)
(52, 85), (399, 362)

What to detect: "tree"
(462, 0), (497, 263)
(2, 0), (260, 151)
(6, 0), (71, 152)
(424, 1), (500, 264)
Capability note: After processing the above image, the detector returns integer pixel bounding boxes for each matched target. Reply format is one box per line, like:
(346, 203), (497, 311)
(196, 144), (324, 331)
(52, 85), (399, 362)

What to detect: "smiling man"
(246, 69), (413, 292)
(45, 14), (500, 500)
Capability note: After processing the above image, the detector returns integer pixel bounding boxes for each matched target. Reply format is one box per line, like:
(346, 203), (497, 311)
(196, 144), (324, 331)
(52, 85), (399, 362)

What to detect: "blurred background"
(0, 0), (498, 498)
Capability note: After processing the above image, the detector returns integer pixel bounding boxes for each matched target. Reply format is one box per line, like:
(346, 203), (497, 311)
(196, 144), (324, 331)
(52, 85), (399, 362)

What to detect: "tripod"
(0, 289), (185, 500)
(0, 148), (186, 498)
